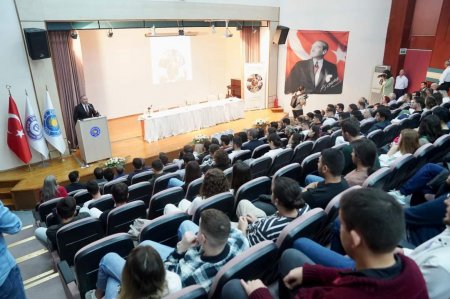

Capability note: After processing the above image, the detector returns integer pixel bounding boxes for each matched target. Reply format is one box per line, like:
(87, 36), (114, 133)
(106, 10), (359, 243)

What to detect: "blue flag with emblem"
(25, 95), (49, 159)
(42, 91), (66, 154)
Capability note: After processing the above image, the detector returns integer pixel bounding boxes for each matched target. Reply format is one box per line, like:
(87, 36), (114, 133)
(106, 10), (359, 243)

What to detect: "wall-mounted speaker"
(273, 26), (289, 45)
(23, 28), (51, 60)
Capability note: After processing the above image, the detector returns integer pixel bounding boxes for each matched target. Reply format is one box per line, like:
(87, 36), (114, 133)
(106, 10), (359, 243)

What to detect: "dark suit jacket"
(285, 59), (341, 94)
(242, 139), (264, 153)
(65, 182), (86, 193)
(73, 103), (99, 123)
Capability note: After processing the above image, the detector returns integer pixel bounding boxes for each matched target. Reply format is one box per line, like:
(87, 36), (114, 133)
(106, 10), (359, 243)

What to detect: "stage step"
(0, 184), (17, 210)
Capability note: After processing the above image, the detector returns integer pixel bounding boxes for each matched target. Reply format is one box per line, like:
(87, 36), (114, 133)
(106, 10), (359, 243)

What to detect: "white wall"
(80, 27), (242, 119)
(277, 0), (392, 114)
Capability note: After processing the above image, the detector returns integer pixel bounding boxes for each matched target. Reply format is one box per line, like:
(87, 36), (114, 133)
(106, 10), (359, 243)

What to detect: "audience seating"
(191, 192), (234, 224)
(442, 102), (450, 109)
(299, 152), (321, 185)
(385, 154), (417, 190)
(139, 212), (190, 247)
(408, 113), (421, 129)
(163, 164), (180, 173)
(391, 107), (402, 119)
(360, 120), (375, 135)
(258, 136), (268, 143)
(130, 170), (154, 185)
(419, 110), (432, 121)
(429, 134), (450, 163)
(73, 190), (92, 207)
(276, 208), (327, 254)
(45, 213), (59, 227)
(291, 141), (313, 164)
(281, 137), (289, 148)
(223, 167), (233, 183)
(380, 124), (400, 148)
(234, 176), (271, 211)
(272, 163), (300, 182)
(210, 241), (278, 298)
(268, 148), (293, 176)
(362, 167), (391, 190)
(102, 177), (127, 194)
(162, 285), (208, 299)
(106, 200), (146, 235)
(224, 147), (233, 154)
(367, 129), (383, 148)
(152, 173), (181, 196)
(147, 187), (185, 219)
(67, 189), (83, 197)
(56, 217), (104, 266)
(185, 177), (203, 201)
(200, 154), (210, 164)
(413, 143), (435, 172)
(128, 181), (153, 206)
(251, 144), (270, 159)
(332, 143), (347, 150)
(311, 135), (332, 154)
(38, 197), (64, 223)
(88, 194), (114, 211)
(330, 129), (342, 145)
(397, 117), (410, 132)
(231, 150), (251, 164)
(249, 156), (272, 178)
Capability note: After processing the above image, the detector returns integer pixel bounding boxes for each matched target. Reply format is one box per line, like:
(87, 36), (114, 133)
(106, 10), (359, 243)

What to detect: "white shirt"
(443, 96), (450, 104)
(263, 148), (284, 161)
(439, 66), (450, 84)
(395, 75), (408, 89)
(322, 117), (337, 127)
(228, 149), (244, 162)
(313, 59), (324, 87)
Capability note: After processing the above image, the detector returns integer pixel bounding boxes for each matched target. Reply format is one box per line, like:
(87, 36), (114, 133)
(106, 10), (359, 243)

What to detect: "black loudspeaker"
(273, 26), (289, 45)
(23, 28), (51, 60)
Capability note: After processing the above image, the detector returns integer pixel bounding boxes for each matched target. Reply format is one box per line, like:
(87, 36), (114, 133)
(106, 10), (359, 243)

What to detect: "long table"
(139, 98), (244, 142)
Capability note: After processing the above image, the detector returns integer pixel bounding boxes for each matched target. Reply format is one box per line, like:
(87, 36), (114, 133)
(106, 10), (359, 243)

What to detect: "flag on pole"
(25, 95), (49, 159)
(7, 96), (32, 163)
(42, 91), (66, 154)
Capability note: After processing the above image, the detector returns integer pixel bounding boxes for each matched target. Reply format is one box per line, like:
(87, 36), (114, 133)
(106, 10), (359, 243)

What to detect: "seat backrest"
(74, 190), (92, 206)
(249, 156), (272, 178)
(273, 163), (301, 182)
(56, 217), (104, 266)
(385, 154), (417, 190)
(88, 194), (115, 211)
(429, 134), (450, 163)
(413, 143), (434, 171)
(163, 164), (180, 173)
(231, 150), (251, 164)
(185, 177), (204, 201)
(362, 167), (391, 189)
(235, 176), (271, 209)
(360, 120), (375, 134)
(311, 135), (332, 154)
(299, 152), (321, 185)
(148, 187), (185, 219)
(281, 137), (289, 148)
(67, 189), (84, 197)
(324, 185), (361, 223)
(251, 144), (270, 159)
(106, 200), (146, 235)
(74, 233), (134, 299)
(366, 129), (383, 148)
(419, 110), (432, 121)
(330, 129), (342, 145)
(291, 141), (314, 164)
(103, 177), (127, 194)
(380, 124), (399, 147)
(397, 117), (410, 132)
(268, 148), (293, 176)
(408, 113), (421, 128)
(191, 192), (234, 224)
(152, 173), (181, 196)
(276, 208), (327, 253)
(131, 170), (154, 185)
(223, 167), (233, 184)
(163, 285), (208, 299)
(128, 181), (153, 206)
(139, 212), (191, 247)
(209, 241), (278, 298)
(39, 197), (63, 222)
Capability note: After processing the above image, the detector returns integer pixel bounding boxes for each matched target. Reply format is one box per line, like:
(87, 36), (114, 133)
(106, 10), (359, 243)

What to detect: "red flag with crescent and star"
(7, 95), (32, 164)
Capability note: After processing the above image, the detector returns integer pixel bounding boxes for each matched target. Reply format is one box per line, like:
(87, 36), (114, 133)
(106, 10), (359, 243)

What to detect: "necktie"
(84, 104), (88, 113)
(314, 61), (319, 75)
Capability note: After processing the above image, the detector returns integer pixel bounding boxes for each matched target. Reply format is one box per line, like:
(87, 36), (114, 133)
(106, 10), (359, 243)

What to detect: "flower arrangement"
(193, 134), (209, 144)
(254, 119), (269, 127)
(105, 157), (126, 168)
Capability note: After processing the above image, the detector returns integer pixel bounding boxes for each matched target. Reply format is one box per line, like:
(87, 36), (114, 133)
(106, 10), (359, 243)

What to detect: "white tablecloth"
(139, 98), (244, 142)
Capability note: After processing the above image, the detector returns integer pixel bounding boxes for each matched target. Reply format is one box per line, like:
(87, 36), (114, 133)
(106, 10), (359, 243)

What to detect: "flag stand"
(26, 163), (31, 172)
(38, 154), (49, 168)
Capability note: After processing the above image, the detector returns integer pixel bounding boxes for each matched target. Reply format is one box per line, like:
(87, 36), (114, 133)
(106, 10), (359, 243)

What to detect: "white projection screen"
(150, 36), (193, 84)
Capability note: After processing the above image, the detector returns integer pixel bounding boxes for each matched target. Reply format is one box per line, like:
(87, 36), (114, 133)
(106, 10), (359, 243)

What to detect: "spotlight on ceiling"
(107, 28), (113, 38)
(178, 29), (185, 36)
(224, 20), (233, 38)
(211, 24), (216, 34)
(70, 30), (78, 39)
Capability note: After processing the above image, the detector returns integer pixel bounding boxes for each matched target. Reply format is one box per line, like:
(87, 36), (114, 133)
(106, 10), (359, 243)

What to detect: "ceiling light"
(224, 20), (233, 38)
(70, 30), (78, 39)
(178, 29), (185, 36)
(211, 24), (216, 34)
(107, 28), (113, 38)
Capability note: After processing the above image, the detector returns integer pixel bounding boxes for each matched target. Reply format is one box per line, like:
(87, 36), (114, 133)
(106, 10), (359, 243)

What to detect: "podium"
(75, 116), (112, 164)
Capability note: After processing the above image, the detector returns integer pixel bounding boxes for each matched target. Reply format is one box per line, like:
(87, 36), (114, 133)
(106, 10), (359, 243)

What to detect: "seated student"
(164, 168), (229, 215)
(262, 133), (283, 161)
(85, 246), (181, 299)
(367, 106), (391, 133)
(287, 132), (302, 149)
(88, 183), (128, 228)
(424, 96), (438, 112)
(312, 113), (323, 126)
(102, 168), (114, 182)
(82, 180), (102, 208)
(147, 159), (167, 187)
(279, 117), (290, 132)
(322, 106), (337, 128)
(242, 128), (264, 152)
(235, 177), (310, 246)
(39, 175), (68, 204)
(34, 196), (90, 249)
(206, 149), (230, 172)
(360, 108), (375, 126)
(159, 152), (170, 166)
(230, 188), (428, 299)
(304, 124), (321, 142)
(348, 104), (364, 121)
(65, 171), (85, 193)
(302, 148), (349, 209)
(168, 160), (202, 193)
(174, 145), (196, 168)
(379, 129), (419, 167)
(230, 161), (251, 195)
(175, 153), (195, 180)
(200, 143), (220, 167)
(141, 209), (249, 292)
(418, 115), (444, 146)
(114, 165), (126, 179)
(220, 134), (232, 150)
(238, 131), (249, 144)
(336, 102), (345, 117)
(195, 141), (210, 164)
(228, 136), (245, 163)
(93, 167), (107, 186)
(344, 139), (377, 186)
(126, 158), (145, 185)
(432, 106), (450, 134)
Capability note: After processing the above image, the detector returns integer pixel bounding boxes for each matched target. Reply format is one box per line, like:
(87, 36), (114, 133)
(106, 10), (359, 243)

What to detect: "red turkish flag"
(7, 96), (32, 164)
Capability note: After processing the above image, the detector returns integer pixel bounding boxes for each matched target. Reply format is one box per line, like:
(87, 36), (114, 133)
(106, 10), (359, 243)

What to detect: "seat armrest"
(57, 260), (75, 284)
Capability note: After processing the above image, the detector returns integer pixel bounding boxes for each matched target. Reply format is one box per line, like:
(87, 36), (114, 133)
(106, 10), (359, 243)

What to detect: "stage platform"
(0, 109), (287, 210)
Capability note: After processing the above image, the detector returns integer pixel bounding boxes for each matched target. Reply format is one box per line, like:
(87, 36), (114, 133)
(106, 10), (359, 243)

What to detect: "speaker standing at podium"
(73, 95), (100, 123)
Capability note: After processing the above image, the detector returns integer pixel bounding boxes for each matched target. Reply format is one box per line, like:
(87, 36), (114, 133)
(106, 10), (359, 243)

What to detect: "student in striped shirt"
(236, 177), (310, 246)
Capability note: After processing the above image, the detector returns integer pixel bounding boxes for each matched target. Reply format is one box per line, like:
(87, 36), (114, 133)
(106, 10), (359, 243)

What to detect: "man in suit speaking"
(285, 40), (341, 94)
(73, 95), (99, 123)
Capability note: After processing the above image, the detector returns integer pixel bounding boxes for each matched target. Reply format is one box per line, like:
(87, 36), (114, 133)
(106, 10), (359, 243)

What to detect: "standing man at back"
(394, 69), (409, 100)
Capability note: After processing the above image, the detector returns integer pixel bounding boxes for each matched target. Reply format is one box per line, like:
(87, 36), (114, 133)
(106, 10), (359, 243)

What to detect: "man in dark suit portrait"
(285, 40), (341, 94)
(73, 95), (99, 123)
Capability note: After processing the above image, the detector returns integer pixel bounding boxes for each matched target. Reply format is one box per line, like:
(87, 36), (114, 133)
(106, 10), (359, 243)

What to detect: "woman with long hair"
(305, 124), (321, 142)
(344, 139), (378, 186)
(287, 132), (302, 149)
(418, 114), (443, 145)
(40, 175), (68, 203)
(164, 168), (229, 215)
(168, 161), (202, 192)
(86, 246), (181, 299)
(380, 69), (394, 97)
(230, 161), (251, 195)
(379, 129), (420, 166)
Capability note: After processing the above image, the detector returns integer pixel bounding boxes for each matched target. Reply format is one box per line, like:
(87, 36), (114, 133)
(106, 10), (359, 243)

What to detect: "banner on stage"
(284, 30), (349, 95)
(243, 63), (266, 110)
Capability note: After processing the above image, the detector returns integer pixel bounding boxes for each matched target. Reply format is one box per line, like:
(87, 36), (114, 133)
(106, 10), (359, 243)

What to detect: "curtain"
(241, 27), (260, 63)
(48, 31), (86, 148)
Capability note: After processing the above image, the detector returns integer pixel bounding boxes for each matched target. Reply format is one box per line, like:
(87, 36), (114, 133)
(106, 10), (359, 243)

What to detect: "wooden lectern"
(75, 116), (112, 164)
